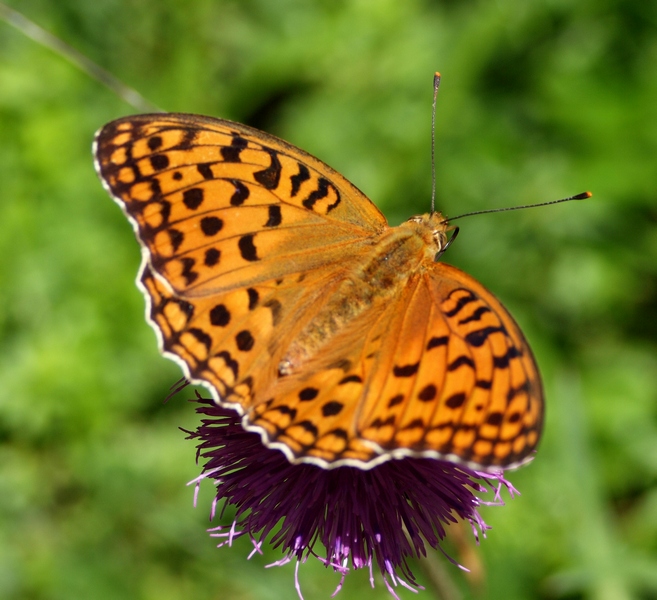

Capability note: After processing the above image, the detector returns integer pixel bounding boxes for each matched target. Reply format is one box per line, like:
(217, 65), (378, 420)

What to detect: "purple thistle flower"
(186, 393), (519, 598)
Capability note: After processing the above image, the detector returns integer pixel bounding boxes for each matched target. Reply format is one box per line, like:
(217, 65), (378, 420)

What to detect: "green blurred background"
(1, 1), (656, 599)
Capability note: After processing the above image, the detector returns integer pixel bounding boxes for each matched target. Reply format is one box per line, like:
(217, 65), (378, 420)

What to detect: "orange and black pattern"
(94, 113), (543, 470)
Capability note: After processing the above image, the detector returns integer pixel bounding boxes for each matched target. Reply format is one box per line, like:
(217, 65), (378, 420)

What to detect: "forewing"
(94, 113), (388, 296)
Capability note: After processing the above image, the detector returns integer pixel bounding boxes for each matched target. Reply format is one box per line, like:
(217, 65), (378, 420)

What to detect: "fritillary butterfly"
(94, 113), (543, 470)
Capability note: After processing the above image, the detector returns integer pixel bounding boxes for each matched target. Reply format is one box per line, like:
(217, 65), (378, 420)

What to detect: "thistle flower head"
(187, 395), (519, 598)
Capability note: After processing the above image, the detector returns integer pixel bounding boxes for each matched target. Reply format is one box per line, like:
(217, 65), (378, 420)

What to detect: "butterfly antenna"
(0, 2), (162, 112)
(443, 191), (592, 224)
(430, 72), (442, 214)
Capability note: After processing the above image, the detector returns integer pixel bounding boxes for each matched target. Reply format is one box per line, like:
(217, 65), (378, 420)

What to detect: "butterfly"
(94, 113), (543, 471)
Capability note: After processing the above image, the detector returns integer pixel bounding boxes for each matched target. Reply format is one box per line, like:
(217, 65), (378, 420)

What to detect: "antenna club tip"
(434, 72), (441, 80)
(575, 191), (593, 199)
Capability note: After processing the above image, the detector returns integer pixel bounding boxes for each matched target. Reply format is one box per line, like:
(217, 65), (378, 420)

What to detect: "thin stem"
(0, 2), (161, 112)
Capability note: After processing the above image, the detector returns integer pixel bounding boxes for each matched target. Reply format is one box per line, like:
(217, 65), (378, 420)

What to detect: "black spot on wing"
(197, 163), (214, 180)
(265, 205), (282, 227)
(235, 330), (255, 352)
(204, 247), (220, 266)
(327, 427), (348, 439)
(188, 327), (212, 351)
(177, 298), (195, 320)
(253, 149), (281, 189)
(458, 306), (491, 325)
(418, 384), (437, 401)
(183, 188), (204, 210)
(216, 350), (239, 379)
(238, 234), (259, 261)
(297, 420), (318, 438)
(486, 412), (504, 425)
(508, 412), (522, 423)
(168, 229), (184, 252)
(466, 326), (506, 347)
(246, 288), (259, 310)
(180, 257), (198, 285)
(302, 178), (329, 210)
(387, 394), (404, 408)
(444, 289), (477, 317)
(150, 154), (169, 171)
(272, 405), (297, 420)
(427, 336), (449, 350)
(229, 179), (250, 206)
(221, 134), (247, 162)
(150, 178), (162, 197)
(448, 355), (475, 371)
(339, 375), (363, 384)
(154, 200), (171, 225)
(302, 177), (340, 212)
(401, 418), (425, 431)
(200, 216), (223, 236)
(322, 401), (344, 417)
(370, 415), (396, 429)
(493, 346), (521, 368)
(506, 380), (530, 401)
(210, 304), (230, 327)
(179, 128), (198, 149)
(147, 136), (162, 150)
(393, 363), (419, 377)
(445, 393), (466, 409)
(299, 387), (319, 401)
(290, 163), (310, 197)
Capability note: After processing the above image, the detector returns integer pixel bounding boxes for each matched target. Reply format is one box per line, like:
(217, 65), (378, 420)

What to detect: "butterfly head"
(404, 212), (453, 258)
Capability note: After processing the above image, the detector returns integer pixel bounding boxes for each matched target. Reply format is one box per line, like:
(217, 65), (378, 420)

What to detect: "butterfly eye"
(435, 226), (459, 260)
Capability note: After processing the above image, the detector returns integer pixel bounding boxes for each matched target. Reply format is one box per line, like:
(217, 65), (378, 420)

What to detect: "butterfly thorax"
(278, 212), (449, 374)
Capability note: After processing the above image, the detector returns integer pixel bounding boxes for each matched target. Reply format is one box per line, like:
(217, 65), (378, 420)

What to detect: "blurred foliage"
(1, 1), (656, 599)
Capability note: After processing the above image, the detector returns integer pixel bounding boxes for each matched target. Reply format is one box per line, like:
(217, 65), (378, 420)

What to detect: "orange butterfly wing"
(238, 261), (542, 469)
(95, 113), (387, 296)
(94, 113), (543, 470)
